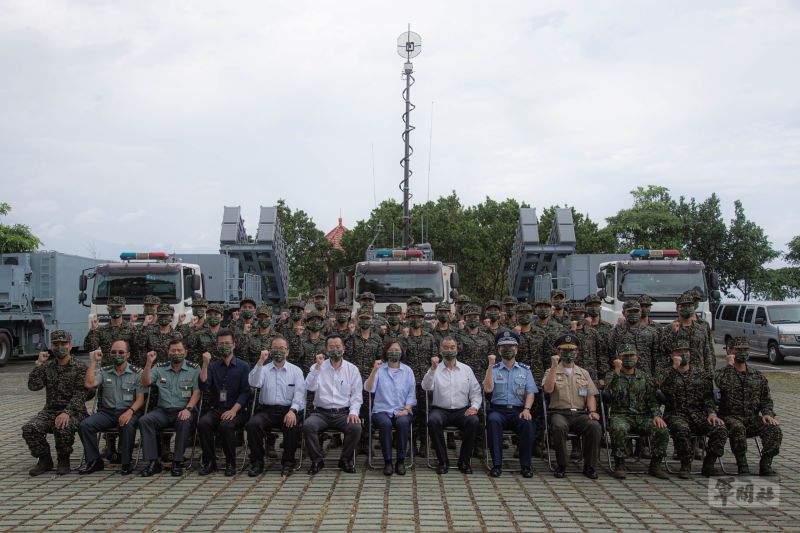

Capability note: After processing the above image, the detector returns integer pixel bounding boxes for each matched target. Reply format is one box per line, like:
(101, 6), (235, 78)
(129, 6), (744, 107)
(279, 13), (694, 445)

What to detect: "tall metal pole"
(402, 61), (412, 248)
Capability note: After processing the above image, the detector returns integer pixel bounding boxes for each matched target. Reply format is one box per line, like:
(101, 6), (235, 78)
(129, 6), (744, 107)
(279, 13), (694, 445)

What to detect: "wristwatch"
(290, 408), (298, 414)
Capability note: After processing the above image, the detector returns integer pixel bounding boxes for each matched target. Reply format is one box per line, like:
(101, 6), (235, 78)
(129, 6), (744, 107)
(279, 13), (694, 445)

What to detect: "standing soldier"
(584, 294), (613, 358)
(516, 302), (551, 458)
(229, 298), (258, 333)
(278, 300), (307, 337)
(482, 300), (509, 338)
(176, 297), (208, 338)
(245, 305), (279, 367)
(82, 296), (135, 366)
(329, 302), (354, 339)
(358, 292), (387, 329)
(716, 337), (782, 476)
(451, 294), (472, 329)
(311, 288), (331, 318)
(23, 330), (88, 476)
(402, 307), (437, 455)
(457, 304), (497, 379)
(662, 293), (715, 375)
(382, 304), (405, 345)
(346, 307), (384, 453)
(657, 339), (726, 478)
(637, 295), (659, 329)
(187, 303), (224, 364)
(137, 304), (183, 364)
(406, 296), (433, 333)
(568, 303), (608, 385)
(299, 311), (327, 370)
(609, 300), (661, 377)
(550, 289), (570, 326)
(501, 296), (518, 329)
(605, 343), (670, 479)
(431, 302), (460, 351)
(534, 297), (565, 336)
(131, 295), (161, 366)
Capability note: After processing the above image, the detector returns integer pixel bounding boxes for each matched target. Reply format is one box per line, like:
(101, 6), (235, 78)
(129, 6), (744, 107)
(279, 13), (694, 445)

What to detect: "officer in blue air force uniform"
(483, 330), (537, 478)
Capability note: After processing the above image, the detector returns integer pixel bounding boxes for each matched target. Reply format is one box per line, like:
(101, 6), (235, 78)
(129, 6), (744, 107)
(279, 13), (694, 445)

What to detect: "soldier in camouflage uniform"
(358, 292), (387, 329)
(657, 338), (726, 478)
(661, 293), (715, 375)
(311, 288), (331, 317)
(534, 297), (565, 336)
(550, 289), (570, 326)
(131, 295), (161, 366)
(381, 304), (405, 345)
(449, 294), (472, 330)
(457, 304), (497, 378)
(605, 343), (669, 479)
(176, 297), (208, 338)
(244, 305), (280, 367)
(82, 296), (136, 367)
(329, 302), (354, 340)
(567, 303), (609, 385)
(715, 337), (782, 476)
(405, 296), (433, 333)
(347, 307), (384, 453)
(278, 300), (307, 337)
(229, 297), (258, 335)
(186, 303), (224, 364)
(402, 307), (437, 454)
(431, 302), (461, 352)
(23, 330), (88, 476)
(637, 295), (659, 329)
(482, 300), (509, 338)
(609, 300), (661, 377)
(500, 296), (518, 329)
(516, 302), (553, 457)
(584, 294), (613, 359)
(298, 311), (327, 371)
(136, 304), (183, 364)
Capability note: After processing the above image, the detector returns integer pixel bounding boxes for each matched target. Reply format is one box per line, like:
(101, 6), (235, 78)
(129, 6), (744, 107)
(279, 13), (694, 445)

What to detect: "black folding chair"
(247, 387), (303, 472)
(719, 435), (763, 475)
(367, 393), (414, 470)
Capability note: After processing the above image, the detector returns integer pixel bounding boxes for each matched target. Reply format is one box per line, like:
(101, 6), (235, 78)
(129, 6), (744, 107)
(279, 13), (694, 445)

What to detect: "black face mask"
(109, 309), (123, 319)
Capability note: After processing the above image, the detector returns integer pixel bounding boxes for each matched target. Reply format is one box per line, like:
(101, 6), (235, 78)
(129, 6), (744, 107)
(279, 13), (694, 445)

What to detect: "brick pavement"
(0, 368), (797, 532)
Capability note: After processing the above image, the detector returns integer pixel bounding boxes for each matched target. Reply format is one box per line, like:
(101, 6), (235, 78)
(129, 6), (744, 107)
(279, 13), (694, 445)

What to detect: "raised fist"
(36, 351), (50, 366)
(202, 352), (212, 365)
(458, 320), (465, 330)
(243, 322), (252, 334)
(613, 358), (623, 373)
(143, 315), (155, 327)
(90, 316), (99, 330)
(259, 350), (270, 365)
(488, 354), (496, 366)
(147, 351), (158, 365)
(348, 323), (356, 334)
(280, 311), (289, 321)
(93, 350), (104, 363)
(178, 312), (186, 324)
(402, 327), (410, 338)
(551, 355), (560, 367)
(129, 313), (138, 324)
(373, 359), (383, 370)
(430, 356), (439, 370)
(315, 353), (325, 370)
(231, 311), (240, 322)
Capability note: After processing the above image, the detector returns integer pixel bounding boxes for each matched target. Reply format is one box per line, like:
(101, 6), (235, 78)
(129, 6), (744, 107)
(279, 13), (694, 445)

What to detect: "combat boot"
(759, 456), (777, 476)
(648, 459), (669, 480)
(56, 455), (71, 475)
(701, 454), (720, 477)
(611, 458), (626, 479)
(678, 459), (692, 479)
(735, 455), (750, 475)
(29, 455), (53, 476)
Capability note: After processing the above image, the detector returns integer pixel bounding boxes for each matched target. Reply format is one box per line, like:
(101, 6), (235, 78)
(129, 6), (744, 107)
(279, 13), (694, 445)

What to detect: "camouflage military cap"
(684, 289), (702, 303)
(107, 296), (126, 307)
(190, 297), (208, 307)
(638, 294), (653, 306)
(386, 303), (402, 313)
(516, 302), (533, 312)
(484, 300), (501, 311)
(157, 304), (174, 315)
(289, 300), (306, 310)
(207, 303), (225, 314)
(551, 289), (566, 299)
(584, 294), (602, 305)
(434, 302), (451, 312)
(240, 298), (257, 308)
(463, 304), (481, 316)
(358, 292), (376, 301)
(554, 333), (580, 350)
(305, 310), (324, 321)
(622, 299), (641, 311)
(533, 297), (551, 307)
(406, 307), (425, 317)
(501, 296), (518, 305)
(334, 302), (352, 312)
(406, 296), (423, 306)
(256, 304), (272, 317)
(617, 343), (638, 356)
(312, 288), (326, 298)
(50, 330), (72, 343)
(729, 336), (750, 349)
(143, 295), (161, 305)
(568, 302), (586, 314)
(454, 294), (471, 304)
(669, 338), (691, 352)
(356, 306), (374, 318)
(676, 293), (695, 305)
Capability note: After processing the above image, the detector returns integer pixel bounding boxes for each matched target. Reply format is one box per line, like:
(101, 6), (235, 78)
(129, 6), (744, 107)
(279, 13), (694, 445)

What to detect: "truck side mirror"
(450, 272), (460, 289)
(710, 272), (720, 290)
(450, 289), (459, 300)
(711, 289), (721, 302)
(193, 291), (202, 301)
(78, 292), (87, 304)
(595, 272), (605, 289)
(335, 272), (346, 290)
(597, 288), (607, 300)
(754, 317), (765, 325)
(192, 274), (201, 291)
(79, 274), (87, 292)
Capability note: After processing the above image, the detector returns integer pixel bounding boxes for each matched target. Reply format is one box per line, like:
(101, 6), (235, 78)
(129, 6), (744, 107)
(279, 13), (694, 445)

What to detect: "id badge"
(219, 390), (227, 402)
(579, 387), (588, 397)
(123, 393), (134, 402)
(515, 386), (525, 396)
(181, 389), (191, 398)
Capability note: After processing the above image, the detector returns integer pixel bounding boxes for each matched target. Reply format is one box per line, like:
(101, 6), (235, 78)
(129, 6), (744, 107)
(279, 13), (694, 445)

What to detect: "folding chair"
(367, 393), (414, 470)
(719, 435), (763, 475)
(482, 393), (524, 473)
(247, 387), (303, 472)
(542, 394), (600, 472)
(601, 392), (660, 474)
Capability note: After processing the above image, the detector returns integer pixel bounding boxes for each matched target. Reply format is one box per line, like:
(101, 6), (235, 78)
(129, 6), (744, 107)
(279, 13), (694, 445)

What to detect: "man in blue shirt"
(483, 330), (537, 478)
(364, 341), (416, 476)
(198, 328), (251, 476)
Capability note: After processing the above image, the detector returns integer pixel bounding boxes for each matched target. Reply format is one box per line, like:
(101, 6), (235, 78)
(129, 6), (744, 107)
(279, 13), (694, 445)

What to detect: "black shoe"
(339, 459), (356, 474)
(140, 461), (162, 477)
(395, 462), (406, 476)
(281, 465), (294, 477)
(56, 456), (71, 475)
(490, 466), (502, 477)
(436, 463), (449, 475)
(521, 466), (534, 478)
(457, 461), (473, 475)
(383, 462), (393, 476)
(79, 459), (105, 475)
(307, 461), (324, 475)
(119, 464), (134, 476)
(198, 462), (217, 476)
(583, 466), (598, 480)
(248, 462), (264, 477)
(29, 455), (53, 477)
(108, 451), (122, 465)
(224, 462), (236, 476)
(171, 463), (183, 477)
(553, 466), (566, 478)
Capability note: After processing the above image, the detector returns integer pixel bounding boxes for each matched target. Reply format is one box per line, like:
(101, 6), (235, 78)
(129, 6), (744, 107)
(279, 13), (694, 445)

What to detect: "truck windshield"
(93, 272), (180, 304)
(768, 305), (800, 324)
(356, 272), (444, 303)
(618, 269), (706, 301)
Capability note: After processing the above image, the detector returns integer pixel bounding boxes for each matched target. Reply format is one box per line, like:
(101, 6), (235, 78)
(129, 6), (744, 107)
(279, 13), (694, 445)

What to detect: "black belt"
(494, 404), (523, 410)
(316, 407), (349, 414)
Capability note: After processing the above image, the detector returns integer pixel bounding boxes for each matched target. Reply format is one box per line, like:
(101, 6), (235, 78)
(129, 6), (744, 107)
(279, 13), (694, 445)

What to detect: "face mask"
(54, 347), (70, 359)
(258, 319), (271, 329)
(109, 309), (122, 319)
(679, 307), (694, 319)
(487, 311), (501, 321)
(679, 353), (689, 366)
(157, 316), (171, 326)
(641, 308), (650, 318)
(570, 316), (583, 325)
(219, 344), (233, 356)
(410, 319), (423, 329)
(328, 349), (343, 361)
(290, 311), (303, 321)
(144, 306), (155, 316)
(553, 301), (564, 310)
(387, 352), (401, 363)
(241, 310), (254, 320)
(207, 315), (222, 327)
(307, 321), (323, 332)
(442, 350), (457, 360)
(436, 313), (450, 323)
(336, 314), (349, 324)
(387, 315), (400, 326)
(500, 347), (515, 360)
(194, 309), (206, 318)
(536, 309), (550, 320)
(504, 308), (515, 317)
(170, 353), (185, 364)
(517, 314), (531, 325)
(271, 350), (286, 362)
(622, 358), (637, 369)
(586, 307), (599, 318)
(466, 318), (480, 329)
(112, 355), (127, 366)
(358, 319), (372, 330)
(734, 350), (749, 363)
(626, 313), (640, 324)
(560, 350), (576, 363)
(314, 301), (326, 311)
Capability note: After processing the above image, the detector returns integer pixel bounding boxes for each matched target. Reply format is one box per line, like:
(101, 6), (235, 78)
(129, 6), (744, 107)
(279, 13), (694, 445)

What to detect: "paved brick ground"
(0, 360), (797, 532)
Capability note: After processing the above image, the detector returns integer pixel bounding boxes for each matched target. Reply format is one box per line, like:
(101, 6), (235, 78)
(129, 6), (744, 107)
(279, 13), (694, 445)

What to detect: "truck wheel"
(0, 334), (11, 367)
(767, 342), (784, 365)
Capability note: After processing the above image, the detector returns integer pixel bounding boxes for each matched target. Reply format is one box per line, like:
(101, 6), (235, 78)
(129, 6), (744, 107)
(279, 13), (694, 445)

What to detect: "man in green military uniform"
(382, 303), (406, 345)
(23, 330), (88, 476)
(501, 296), (518, 329)
(328, 302), (353, 339)
(136, 304), (182, 364)
(431, 302), (460, 351)
(79, 340), (146, 475)
(186, 303), (224, 364)
(568, 302), (609, 385)
(130, 295), (161, 365)
(637, 295), (660, 330)
(481, 300), (509, 338)
(277, 300), (307, 337)
(358, 292), (387, 329)
(452, 294), (471, 326)
(657, 339), (726, 478)
(534, 297), (565, 335)
(457, 304), (496, 379)
(82, 296), (136, 367)
(405, 296), (432, 333)
(584, 293), (613, 359)
(176, 297), (208, 337)
(550, 289), (570, 326)
(347, 306), (383, 453)
(298, 310), (327, 370)
(662, 293), (715, 375)
(716, 337), (782, 476)
(605, 343), (669, 479)
(311, 288), (331, 317)
(402, 307), (437, 455)
(229, 298), (258, 334)
(243, 304), (278, 366)
(610, 300), (661, 377)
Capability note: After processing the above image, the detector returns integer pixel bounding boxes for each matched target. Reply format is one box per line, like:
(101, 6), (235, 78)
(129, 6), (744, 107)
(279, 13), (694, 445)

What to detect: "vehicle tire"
(767, 342), (784, 365)
(0, 333), (11, 367)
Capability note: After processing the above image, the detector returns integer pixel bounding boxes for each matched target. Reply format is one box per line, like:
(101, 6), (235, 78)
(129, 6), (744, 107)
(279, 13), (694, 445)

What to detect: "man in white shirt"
(421, 336), (482, 474)
(304, 334), (363, 474)
(246, 336), (306, 477)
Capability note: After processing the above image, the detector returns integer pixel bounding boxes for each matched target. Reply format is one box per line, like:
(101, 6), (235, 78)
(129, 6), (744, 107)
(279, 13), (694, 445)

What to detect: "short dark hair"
(111, 339), (131, 352)
(216, 328), (234, 342)
(270, 335), (288, 348)
(325, 333), (345, 347)
(167, 339), (185, 350)
(382, 340), (404, 358)
(439, 336), (458, 349)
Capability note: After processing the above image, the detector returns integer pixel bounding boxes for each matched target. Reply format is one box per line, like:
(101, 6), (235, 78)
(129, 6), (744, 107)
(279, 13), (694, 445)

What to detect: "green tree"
(749, 268), (800, 300)
(537, 205), (618, 253)
(276, 199), (333, 298)
(785, 235), (800, 265)
(722, 200), (780, 300)
(0, 203), (41, 253)
(605, 186), (684, 251)
(675, 193), (727, 280)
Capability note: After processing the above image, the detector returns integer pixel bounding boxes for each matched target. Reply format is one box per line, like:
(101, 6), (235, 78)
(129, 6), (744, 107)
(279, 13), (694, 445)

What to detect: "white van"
(713, 301), (800, 364)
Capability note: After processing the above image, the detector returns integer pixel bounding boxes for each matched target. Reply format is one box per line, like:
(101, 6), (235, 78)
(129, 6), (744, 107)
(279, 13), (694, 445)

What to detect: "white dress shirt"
(421, 360), (482, 411)
(305, 359), (363, 416)
(248, 361), (306, 412)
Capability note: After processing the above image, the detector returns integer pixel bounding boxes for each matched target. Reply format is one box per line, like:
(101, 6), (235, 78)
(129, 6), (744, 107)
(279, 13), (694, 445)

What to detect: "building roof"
(325, 217), (348, 250)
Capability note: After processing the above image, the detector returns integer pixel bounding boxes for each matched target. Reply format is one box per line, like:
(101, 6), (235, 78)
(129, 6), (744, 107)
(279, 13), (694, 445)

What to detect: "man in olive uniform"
(23, 330), (88, 476)
(516, 302), (552, 457)
(176, 297), (208, 338)
(716, 337), (782, 476)
(457, 304), (496, 379)
(534, 297), (565, 336)
(299, 310), (327, 370)
(245, 305), (279, 367)
(657, 338), (726, 478)
(605, 343), (669, 479)
(79, 340), (146, 475)
(277, 300), (307, 337)
(661, 293), (715, 375)
(131, 295), (161, 366)
(637, 295), (659, 329)
(329, 302), (354, 339)
(186, 303), (224, 364)
(568, 303), (609, 385)
(550, 289), (570, 326)
(482, 300), (509, 338)
(402, 307), (437, 455)
(347, 307), (383, 453)
(358, 292), (387, 329)
(382, 303), (405, 345)
(501, 296), (518, 329)
(584, 294), (613, 358)
(137, 304), (183, 364)
(311, 288), (331, 317)
(431, 302), (460, 350)
(406, 296), (432, 333)
(82, 296), (136, 367)
(609, 300), (661, 377)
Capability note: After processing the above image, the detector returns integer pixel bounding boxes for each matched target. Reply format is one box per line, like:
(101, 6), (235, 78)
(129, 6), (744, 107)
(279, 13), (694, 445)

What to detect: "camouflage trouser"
(722, 415), (782, 458)
(665, 413), (727, 460)
(22, 409), (84, 458)
(609, 414), (669, 460)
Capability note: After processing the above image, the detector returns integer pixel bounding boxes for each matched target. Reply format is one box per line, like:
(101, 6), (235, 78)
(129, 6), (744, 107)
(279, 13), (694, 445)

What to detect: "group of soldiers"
(21, 287), (781, 480)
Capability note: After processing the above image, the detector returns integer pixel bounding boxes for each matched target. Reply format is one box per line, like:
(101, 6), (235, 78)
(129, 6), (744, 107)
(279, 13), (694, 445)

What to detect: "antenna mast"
(397, 25), (421, 248)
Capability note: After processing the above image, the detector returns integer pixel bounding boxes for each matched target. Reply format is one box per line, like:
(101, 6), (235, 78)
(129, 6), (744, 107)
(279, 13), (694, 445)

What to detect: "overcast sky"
(1, 1), (798, 263)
